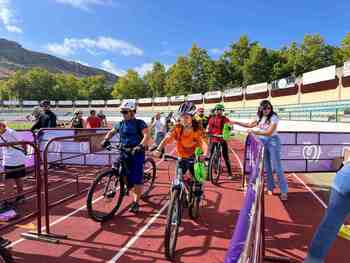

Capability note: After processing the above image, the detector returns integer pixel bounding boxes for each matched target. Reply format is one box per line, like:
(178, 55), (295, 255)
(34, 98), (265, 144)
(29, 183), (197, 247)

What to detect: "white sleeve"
(271, 115), (279, 125)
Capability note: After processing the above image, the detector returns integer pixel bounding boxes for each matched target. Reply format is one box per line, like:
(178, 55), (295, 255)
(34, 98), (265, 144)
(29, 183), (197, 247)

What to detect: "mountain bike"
(86, 144), (156, 222)
(0, 238), (13, 263)
(208, 134), (225, 185)
(163, 152), (204, 260)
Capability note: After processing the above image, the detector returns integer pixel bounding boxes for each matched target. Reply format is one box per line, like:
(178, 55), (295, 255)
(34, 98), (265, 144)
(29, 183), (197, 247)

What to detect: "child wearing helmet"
(102, 99), (149, 213)
(207, 103), (234, 178)
(154, 102), (208, 191)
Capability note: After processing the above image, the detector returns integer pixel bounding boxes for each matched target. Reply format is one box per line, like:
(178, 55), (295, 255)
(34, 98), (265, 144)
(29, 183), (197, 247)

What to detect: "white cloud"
(55, 0), (112, 11)
(164, 64), (171, 71)
(101, 61), (171, 77)
(0, 0), (22, 33)
(46, 37), (144, 58)
(75, 60), (90, 66)
(210, 48), (225, 55)
(101, 60), (126, 76)
(134, 63), (153, 76)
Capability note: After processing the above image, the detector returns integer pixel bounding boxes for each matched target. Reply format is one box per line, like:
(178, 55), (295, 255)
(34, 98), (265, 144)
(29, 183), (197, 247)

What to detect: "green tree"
(24, 68), (56, 99)
(223, 35), (258, 85)
(243, 45), (271, 85)
(144, 62), (166, 97)
(165, 56), (193, 96)
(295, 34), (335, 75)
(112, 70), (147, 99)
(208, 59), (232, 90)
(188, 44), (213, 93)
(340, 33), (350, 61)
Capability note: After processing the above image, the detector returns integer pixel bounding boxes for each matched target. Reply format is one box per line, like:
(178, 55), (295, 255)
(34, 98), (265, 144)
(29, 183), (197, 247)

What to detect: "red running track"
(0, 139), (347, 262)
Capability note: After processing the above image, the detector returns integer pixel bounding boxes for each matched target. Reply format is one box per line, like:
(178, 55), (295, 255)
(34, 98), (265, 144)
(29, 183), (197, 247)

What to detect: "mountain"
(0, 39), (118, 83)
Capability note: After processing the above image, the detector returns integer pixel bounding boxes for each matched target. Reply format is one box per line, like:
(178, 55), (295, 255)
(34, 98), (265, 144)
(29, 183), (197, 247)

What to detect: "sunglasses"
(120, 110), (129, 115)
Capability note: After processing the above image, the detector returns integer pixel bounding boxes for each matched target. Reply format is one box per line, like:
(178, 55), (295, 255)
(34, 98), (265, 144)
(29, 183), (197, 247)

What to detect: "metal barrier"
(0, 141), (42, 236)
(22, 131), (109, 243)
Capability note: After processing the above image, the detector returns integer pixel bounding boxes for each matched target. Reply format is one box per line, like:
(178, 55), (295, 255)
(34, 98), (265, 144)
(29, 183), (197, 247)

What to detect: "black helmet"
(40, 100), (50, 107)
(177, 102), (196, 116)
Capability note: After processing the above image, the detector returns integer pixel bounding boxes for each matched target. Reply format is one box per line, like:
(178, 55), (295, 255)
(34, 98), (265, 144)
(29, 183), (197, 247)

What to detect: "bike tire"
(0, 248), (13, 263)
(142, 158), (156, 198)
(209, 147), (222, 185)
(189, 196), (200, 220)
(86, 170), (124, 222)
(164, 189), (182, 260)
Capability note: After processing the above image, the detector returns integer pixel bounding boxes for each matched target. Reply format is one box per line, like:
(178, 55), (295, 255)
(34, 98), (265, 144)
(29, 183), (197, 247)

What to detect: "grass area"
(6, 121), (33, 130)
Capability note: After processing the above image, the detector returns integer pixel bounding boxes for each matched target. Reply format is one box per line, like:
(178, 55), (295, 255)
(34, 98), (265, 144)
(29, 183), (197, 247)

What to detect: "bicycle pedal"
(105, 191), (116, 199)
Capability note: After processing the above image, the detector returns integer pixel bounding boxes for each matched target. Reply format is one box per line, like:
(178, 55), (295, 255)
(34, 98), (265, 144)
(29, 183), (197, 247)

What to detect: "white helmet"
(120, 99), (137, 111)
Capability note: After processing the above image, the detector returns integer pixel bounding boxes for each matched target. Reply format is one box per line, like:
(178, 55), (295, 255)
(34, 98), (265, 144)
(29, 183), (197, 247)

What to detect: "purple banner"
(225, 134), (264, 262)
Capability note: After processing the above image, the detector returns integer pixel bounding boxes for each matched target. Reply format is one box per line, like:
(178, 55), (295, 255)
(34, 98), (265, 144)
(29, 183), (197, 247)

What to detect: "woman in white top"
(0, 121), (26, 206)
(234, 100), (288, 201)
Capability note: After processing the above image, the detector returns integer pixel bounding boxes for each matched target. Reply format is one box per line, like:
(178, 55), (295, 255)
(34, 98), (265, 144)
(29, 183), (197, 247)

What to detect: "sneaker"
(280, 193), (288, 201)
(129, 202), (139, 213)
(15, 195), (25, 204)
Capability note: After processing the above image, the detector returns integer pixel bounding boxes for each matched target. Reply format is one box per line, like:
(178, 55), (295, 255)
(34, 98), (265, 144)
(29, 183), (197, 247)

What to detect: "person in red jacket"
(206, 103), (233, 178)
(86, 110), (102, 128)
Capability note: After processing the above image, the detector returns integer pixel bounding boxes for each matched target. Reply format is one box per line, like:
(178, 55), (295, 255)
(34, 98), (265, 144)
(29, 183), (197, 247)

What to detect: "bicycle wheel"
(164, 189), (182, 260)
(189, 196), (200, 220)
(0, 248), (13, 263)
(86, 169), (124, 222)
(142, 157), (156, 198)
(209, 147), (222, 185)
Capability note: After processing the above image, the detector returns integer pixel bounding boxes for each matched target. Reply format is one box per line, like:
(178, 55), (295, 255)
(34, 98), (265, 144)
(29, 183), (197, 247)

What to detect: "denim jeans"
(259, 135), (288, 194)
(155, 131), (165, 146)
(305, 188), (350, 262)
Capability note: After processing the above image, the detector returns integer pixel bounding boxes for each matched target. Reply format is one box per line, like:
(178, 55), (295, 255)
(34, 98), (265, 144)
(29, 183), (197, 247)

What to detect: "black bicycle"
(0, 238), (13, 263)
(162, 154), (203, 260)
(208, 134), (225, 185)
(86, 144), (156, 222)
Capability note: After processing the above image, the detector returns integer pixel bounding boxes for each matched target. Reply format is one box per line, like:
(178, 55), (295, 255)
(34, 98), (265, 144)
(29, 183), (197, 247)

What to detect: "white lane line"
(291, 173), (327, 209)
(107, 201), (169, 262)
(7, 195), (104, 248)
(229, 148), (243, 175)
(9, 147), (174, 248)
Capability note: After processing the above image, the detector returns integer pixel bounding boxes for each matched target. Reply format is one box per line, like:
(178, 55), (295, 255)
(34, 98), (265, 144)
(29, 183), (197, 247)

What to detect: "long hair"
(257, 100), (278, 125)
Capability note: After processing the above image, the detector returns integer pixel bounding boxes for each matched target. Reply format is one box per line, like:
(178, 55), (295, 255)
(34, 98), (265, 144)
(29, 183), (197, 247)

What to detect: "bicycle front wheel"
(142, 157), (156, 198)
(0, 248), (13, 263)
(164, 189), (182, 260)
(209, 147), (222, 185)
(86, 170), (124, 222)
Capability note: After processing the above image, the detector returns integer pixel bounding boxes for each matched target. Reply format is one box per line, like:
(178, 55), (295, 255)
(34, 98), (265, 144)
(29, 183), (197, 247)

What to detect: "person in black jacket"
(31, 100), (57, 132)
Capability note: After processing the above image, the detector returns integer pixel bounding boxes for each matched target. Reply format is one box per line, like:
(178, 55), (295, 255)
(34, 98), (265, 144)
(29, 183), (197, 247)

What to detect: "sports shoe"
(280, 193), (288, 201)
(129, 202), (139, 213)
(15, 195), (25, 204)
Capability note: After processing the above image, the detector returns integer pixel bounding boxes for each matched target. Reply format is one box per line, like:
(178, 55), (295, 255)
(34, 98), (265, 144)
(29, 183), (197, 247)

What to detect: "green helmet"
(214, 103), (225, 111)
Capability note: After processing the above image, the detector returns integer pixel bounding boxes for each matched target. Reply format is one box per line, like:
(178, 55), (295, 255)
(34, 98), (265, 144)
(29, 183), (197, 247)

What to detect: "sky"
(0, 0), (350, 77)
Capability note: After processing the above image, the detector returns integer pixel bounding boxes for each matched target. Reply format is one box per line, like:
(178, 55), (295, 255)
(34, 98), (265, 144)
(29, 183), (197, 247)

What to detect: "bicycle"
(0, 238), (13, 263)
(207, 134), (225, 185)
(162, 150), (204, 260)
(86, 144), (156, 222)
